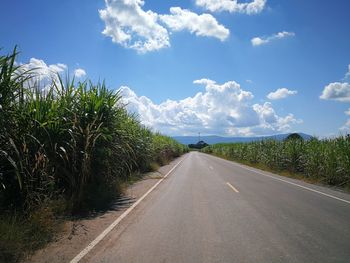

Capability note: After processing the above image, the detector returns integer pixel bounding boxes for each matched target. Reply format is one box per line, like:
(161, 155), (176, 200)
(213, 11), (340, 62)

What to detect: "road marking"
(70, 156), (187, 263)
(232, 163), (350, 205)
(209, 166), (214, 170)
(202, 153), (350, 205)
(226, 182), (239, 193)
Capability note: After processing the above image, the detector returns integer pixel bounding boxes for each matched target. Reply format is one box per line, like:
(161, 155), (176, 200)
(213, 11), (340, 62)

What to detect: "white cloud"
(18, 58), (67, 90)
(340, 120), (350, 133)
(20, 58), (66, 80)
(119, 79), (301, 136)
(17, 58), (87, 91)
(160, 7), (229, 41)
(340, 108), (350, 133)
(251, 31), (295, 46)
(344, 64), (350, 80)
(74, 68), (86, 78)
(253, 102), (302, 132)
(99, 0), (230, 53)
(196, 0), (266, 14)
(320, 82), (350, 102)
(99, 0), (170, 53)
(267, 88), (297, 100)
(321, 65), (350, 103)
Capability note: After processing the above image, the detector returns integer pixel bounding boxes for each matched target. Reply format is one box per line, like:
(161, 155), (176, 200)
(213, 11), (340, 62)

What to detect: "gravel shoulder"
(25, 156), (185, 263)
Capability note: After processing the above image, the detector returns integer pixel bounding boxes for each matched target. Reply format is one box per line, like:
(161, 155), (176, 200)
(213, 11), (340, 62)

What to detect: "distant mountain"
(173, 133), (313, 145)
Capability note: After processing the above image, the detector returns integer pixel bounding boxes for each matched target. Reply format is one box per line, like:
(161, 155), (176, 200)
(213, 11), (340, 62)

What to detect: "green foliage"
(202, 136), (350, 188)
(188, 141), (209, 149)
(0, 47), (187, 261)
(285, 133), (303, 141)
(152, 133), (188, 165)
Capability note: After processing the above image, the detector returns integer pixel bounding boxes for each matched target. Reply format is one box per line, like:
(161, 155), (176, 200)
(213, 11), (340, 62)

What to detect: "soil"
(25, 157), (183, 263)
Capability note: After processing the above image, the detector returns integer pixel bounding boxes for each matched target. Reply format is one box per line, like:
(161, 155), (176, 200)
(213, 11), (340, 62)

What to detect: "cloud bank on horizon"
(15, 55), (303, 136)
(119, 79), (301, 136)
(16, 54), (350, 136)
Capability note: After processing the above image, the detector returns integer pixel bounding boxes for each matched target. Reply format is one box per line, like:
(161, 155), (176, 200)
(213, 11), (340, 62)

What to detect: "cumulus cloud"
(20, 58), (66, 79)
(119, 79), (301, 136)
(251, 31), (295, 46)
(339, 108), (350, 133)
(99, 0), (170, 53)
(74, 68), (86, 78)
(340, 120), (350, 133)
(344, 65), (350, 80)
(18, 58), (67, 90)
(320, 82), (350, 102)
(160, 7), (229, 41)
(340, 109), (350, 133)
(17, 58), (86, 91)
(99, 0), (230, 53)
(321, 65), (350, 103)
(267, 88), (297, 100)
(196, 0), (266, 14)
(253, 102), (301, 132)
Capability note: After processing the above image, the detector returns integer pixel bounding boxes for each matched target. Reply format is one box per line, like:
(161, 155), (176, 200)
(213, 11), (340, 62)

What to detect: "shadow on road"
(71, 195), (136, 221)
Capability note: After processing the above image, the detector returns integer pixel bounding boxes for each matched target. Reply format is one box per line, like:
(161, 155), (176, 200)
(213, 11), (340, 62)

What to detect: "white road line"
(233, 163), (350, 205)
(226, 182), (239, 193)
(70, 156), (186, 263)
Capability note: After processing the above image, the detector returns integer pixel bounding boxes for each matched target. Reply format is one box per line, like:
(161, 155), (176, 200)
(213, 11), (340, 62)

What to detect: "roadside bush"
(202, 136), (350, 188)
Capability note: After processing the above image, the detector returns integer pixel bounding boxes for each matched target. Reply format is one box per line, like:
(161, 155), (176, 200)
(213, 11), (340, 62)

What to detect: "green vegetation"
(202, 136), (350, 189)
(0, 47), (187, 261)
(188, 140), (209, 150)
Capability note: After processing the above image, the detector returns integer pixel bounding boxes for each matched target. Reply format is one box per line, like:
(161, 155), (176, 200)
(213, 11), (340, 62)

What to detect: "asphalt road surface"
(81, 152), (350, 263)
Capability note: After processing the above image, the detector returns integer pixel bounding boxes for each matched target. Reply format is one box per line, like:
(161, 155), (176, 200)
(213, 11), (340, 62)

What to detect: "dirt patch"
(25, 156), (185, 263)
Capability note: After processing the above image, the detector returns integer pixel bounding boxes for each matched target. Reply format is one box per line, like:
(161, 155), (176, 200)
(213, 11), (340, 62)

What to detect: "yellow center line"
(226, 182), (239, 193)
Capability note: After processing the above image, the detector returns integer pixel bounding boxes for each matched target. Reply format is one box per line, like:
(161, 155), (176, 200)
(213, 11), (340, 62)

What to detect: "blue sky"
(1, 0), (350, 137)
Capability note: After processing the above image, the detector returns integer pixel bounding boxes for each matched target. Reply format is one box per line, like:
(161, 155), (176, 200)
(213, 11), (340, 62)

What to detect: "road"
(81, 152), (350, 263)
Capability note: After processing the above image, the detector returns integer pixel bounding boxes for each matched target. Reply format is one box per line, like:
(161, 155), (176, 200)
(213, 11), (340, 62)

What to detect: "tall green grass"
(0, 47), (187, 261)
(202, 137), (350, 188)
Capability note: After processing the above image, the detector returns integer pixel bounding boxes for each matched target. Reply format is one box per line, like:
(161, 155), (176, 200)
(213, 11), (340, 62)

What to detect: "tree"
(285, 133), (303, 141)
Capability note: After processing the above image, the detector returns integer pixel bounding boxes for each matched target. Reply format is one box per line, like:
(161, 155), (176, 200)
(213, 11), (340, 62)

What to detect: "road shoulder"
(25, 155), (186, 263)
(201, 152), (350, 203)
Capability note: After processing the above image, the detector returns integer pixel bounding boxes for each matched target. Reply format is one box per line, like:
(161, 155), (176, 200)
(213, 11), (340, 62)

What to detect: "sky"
(1, 0), (350, 137)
